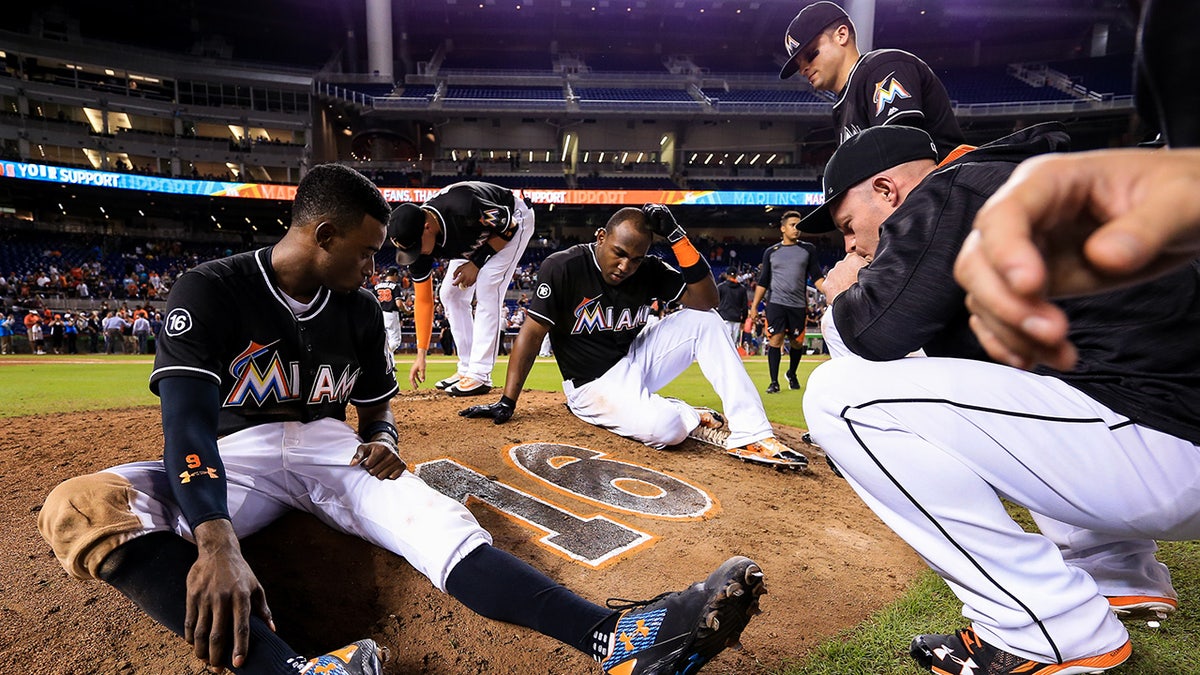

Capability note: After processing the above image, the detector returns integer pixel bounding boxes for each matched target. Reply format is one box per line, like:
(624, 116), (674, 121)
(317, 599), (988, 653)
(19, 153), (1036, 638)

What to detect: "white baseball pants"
(104, 417), (492, 591)
(382, 310), (402, 353)
(803, 355), (1199, 663)
(440, 201), (535, 385)
(564, 308), (773, 449)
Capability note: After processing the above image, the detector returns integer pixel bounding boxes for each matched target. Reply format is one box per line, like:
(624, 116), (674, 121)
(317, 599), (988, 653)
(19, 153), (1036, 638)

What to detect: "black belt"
(569, 376), (596, 388)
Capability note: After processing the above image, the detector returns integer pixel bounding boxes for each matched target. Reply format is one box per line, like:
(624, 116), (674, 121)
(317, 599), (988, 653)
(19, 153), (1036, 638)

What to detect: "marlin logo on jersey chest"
(571, 297), (650, 334)
(224, 340), (361, 407)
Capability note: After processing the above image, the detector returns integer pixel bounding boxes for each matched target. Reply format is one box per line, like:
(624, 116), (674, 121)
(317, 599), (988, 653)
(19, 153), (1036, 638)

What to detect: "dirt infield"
(0, 390), (923, 674)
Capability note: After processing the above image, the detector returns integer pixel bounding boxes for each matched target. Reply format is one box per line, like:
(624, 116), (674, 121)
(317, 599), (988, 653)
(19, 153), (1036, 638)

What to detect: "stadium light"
(750, 153), (760, 164)
(637, 152), (644, 162)
(735, 154), (745, 164)
(599, 152), (605, 162)
(689, 153), (697, 162)
(767, 154), (777, 163)
(704, 153), (713, 165)
(583, 151), (590, 162)
(621, 152), (628, 163)
(660, 135), (668, 146)
(452, 150), (458, 161)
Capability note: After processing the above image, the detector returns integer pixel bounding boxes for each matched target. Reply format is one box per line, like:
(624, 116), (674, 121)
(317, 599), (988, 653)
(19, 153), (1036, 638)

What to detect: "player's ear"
(872, 176), (900, 207)
(314, 221), (338, 249)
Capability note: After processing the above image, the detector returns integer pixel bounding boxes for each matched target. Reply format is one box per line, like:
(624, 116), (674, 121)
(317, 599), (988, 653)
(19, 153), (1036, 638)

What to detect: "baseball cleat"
(1107, 595), (1177, 621)
(600, 555), (766, 675)
(911, 627), (1130, 675)
(786, 373), (800, 390)
(764, 382), (780, 394)
(726, 437), (808, 471)
(446, 377), (492, 396)
(434, 374), (462, 390)
(694, 407), (725, 430)
(300, 638), (388, 675)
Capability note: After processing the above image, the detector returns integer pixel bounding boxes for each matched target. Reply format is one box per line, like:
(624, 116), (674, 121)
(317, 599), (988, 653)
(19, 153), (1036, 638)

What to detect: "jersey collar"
(255, 247), (331, 322)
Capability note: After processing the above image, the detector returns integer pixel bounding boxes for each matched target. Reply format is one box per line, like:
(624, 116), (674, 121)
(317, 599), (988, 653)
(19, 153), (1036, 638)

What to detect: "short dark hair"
(781, 210), (803, 223)
(292, 164), (390, 233)
(604, 206), (654, 235)
(823, 17), (856, 41)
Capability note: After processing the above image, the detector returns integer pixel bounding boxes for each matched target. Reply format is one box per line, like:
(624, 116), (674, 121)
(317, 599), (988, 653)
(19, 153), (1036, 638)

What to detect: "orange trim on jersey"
(671, 237), (702, 268)
(414, 278), (434, 351)
(937, 144), (976, 167)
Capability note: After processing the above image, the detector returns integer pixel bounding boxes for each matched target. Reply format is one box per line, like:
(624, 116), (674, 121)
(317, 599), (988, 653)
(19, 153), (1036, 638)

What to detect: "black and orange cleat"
(599, 556), (766, 675)
(911, 627), (1130, 675)
(299, 639), (388, 675)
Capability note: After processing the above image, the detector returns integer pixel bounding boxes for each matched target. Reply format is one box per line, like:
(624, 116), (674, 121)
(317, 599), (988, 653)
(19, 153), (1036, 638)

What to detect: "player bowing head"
(286, 163), (391, 295)
(595, 207), (656, 285)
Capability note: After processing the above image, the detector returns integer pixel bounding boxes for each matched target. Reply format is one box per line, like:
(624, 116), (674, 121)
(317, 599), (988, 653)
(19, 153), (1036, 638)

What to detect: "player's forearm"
(159, 377), (230, 530)
(414, 279), (434, 350)
(502, 325), (543, 402)
(356, 401), (398, 445)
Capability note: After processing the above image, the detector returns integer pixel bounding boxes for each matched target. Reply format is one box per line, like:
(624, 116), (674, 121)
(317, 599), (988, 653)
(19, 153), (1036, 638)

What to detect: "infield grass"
(2, 353), (1196, 674)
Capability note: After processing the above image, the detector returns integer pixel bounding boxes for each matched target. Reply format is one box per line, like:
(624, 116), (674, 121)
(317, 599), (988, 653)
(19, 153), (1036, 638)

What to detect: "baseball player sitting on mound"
(388, 181), (535, 397)
(460, 203), (807, 469)
(37, 165), (766, 675)
(800, 122), (1200, 672)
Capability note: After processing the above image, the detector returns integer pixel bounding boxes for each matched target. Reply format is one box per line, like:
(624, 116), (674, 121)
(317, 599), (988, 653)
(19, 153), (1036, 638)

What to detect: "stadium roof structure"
(1, 1), (1139, 76)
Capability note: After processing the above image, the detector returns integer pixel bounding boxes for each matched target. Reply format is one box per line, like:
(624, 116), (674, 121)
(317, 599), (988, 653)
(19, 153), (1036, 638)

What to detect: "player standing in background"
(749, 210), (824, 394)
(461, 204), (807, 469)
(37, 165), (767, 675)
(778, 1), (965, 159)
(388, 181), (534, 397)
(715, 267), (748, 347)
(373, 267), (403, 353)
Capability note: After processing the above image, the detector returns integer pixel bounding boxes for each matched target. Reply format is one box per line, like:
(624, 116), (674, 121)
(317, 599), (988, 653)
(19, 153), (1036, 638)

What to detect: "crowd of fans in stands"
(1, 221), (840, 355)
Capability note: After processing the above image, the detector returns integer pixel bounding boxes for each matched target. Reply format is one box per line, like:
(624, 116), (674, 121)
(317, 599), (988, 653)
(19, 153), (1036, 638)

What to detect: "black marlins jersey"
(833, 49), (964, 160)
(150, 247), (399, 436)
(374, 279), (400, 312)
(528, 243), (686, 383)
(406, 181), (521, 282)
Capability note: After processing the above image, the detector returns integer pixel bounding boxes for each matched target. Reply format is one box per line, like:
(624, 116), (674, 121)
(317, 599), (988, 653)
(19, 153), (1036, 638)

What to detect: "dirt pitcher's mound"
(0, 390), (923, 674)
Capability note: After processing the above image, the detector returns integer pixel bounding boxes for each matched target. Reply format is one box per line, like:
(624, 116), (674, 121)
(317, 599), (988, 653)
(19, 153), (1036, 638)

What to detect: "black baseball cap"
(779, 1), (850, 80)
(388, 202), (426, 265)
(798, 125), (939, 234)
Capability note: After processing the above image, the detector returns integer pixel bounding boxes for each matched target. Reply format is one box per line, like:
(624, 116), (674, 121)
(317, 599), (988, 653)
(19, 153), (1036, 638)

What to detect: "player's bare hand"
(351, 441), (407, 479)
(956, 148), (1200, 370)
(186, 520), (273, 671)
(822, 253), (869, 301)
(409, 353), (427, 389)
(452, 262), (480, 289)
(459, 396), (516, 424)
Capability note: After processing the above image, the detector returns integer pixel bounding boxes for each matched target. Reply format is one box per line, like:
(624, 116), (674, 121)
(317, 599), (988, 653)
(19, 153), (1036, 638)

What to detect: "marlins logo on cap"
(778, 1), (850, 80)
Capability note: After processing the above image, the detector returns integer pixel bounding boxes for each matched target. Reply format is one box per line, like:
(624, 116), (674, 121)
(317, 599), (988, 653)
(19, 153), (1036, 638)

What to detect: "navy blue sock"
(767, 346), (781, 383)
(98, 531), (305, 674)
(788, 345), (802, 378)
(446, 544), (616, 660)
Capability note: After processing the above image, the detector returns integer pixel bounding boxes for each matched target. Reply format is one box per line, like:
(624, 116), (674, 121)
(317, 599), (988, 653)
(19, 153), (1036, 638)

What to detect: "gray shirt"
(757, 242), (823, 309)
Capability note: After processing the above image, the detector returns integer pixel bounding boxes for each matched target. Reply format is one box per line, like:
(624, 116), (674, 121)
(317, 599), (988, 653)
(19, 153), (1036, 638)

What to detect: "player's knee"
(802, 358), (865, 444)
(39, 472), (146, 580)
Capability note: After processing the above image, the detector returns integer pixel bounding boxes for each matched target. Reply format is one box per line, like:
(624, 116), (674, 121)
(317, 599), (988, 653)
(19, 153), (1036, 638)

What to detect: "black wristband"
(362, 419), (399, 444)
(468, 244), (498, 269)
(680, 256), (712, 284)
(499, 395), (517, 408)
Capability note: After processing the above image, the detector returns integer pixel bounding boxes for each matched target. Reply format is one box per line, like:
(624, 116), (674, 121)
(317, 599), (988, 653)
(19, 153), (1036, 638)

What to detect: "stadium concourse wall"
(0, 159), (823, 207)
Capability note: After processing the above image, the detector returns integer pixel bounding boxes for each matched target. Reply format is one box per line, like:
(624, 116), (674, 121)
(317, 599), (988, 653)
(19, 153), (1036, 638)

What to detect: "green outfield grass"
(2, 353), (1195, 673)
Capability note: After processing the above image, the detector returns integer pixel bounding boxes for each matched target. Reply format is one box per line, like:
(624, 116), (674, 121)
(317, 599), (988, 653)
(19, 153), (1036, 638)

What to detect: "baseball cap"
(388, 203), (426, 265)
(798, 125), (939, 234)
(779, 1), (850, 80)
